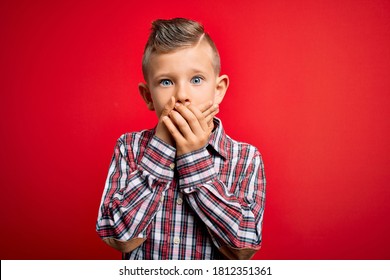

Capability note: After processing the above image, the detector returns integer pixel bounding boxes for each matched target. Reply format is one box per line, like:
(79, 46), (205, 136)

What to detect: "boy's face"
(139, 40), (228, 118)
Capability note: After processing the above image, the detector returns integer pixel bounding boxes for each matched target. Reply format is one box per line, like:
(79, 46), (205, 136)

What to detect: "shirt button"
(169, 163), (175, 170)
(173, 237), (180, 244)
(176, 197), (183, 205)
(160, 196), (164, 202)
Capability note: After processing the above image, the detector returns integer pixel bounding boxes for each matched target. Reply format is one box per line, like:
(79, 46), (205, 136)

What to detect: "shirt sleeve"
(176, 146), (266, 259)
(96, 134), (176, 253)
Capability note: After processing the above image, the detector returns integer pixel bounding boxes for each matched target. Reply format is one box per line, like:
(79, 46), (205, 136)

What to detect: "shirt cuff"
(139, 136), (176, 182)
(176, 147), (217, 191)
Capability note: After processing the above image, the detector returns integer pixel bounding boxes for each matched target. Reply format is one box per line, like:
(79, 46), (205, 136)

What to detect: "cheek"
(151, 91), (172, 116)
(153, 103), (165, 117)
(191, 85), (215, 105)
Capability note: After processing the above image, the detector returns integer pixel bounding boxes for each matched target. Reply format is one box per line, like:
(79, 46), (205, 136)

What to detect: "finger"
(204, 104), (219, 124)
(203, 105), (218, 134)
(159, 96), (176, 119)
(162, 115), (185, 143)
(196, 100), (214, 114)
(185, 103), (213, 133)
(171, 105), (201, 137)
(174, 103), (206, 135)
(203, 103), (219, 119)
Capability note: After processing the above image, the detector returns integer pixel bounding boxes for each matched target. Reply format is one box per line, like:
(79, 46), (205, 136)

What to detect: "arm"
(176, 146), (266, 259)
(163, 103), (266, 259)
(96, 134), (176, 253)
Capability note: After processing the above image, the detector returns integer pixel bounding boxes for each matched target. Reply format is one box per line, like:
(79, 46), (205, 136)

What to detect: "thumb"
(160, 97), (176, 119)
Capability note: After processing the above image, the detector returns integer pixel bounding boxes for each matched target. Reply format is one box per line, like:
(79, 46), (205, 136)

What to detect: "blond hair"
(142, 18), (221, 80)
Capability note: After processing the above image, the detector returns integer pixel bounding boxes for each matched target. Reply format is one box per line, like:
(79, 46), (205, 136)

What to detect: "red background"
(1, 0), (389, 260)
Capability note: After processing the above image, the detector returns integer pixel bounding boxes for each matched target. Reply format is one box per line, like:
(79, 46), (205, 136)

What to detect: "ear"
(214, 74), (229, 105)
(138, 83), (155, 111)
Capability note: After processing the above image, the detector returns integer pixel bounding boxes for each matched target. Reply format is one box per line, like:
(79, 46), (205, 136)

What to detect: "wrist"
(176, 144), (207, 157)
(176, 147), (216, 189)
(155, 123), (175, 147)
(155, 133), (175, 148)
(140, 136), (176, 182)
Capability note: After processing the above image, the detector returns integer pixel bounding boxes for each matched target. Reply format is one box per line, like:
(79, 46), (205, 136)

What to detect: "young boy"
(96, 18), (266, 260)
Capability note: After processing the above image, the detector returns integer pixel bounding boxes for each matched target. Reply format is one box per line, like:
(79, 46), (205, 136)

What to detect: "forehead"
(147, 41), (216, 78)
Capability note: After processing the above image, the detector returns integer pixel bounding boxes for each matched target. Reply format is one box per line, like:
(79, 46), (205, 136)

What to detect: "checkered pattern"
(96, 118), (266, 259)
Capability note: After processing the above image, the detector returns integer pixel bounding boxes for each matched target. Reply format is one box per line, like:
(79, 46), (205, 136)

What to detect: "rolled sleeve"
(139, 136), (176, 182)
(176, 147), (217, 192)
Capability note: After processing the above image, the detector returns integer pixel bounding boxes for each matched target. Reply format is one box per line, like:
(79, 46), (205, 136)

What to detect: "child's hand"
(162, 101), (219, 156)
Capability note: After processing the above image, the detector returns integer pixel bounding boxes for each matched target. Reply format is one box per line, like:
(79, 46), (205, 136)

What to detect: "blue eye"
(160, 79), (173, 87)
(191, 76), (203, 85)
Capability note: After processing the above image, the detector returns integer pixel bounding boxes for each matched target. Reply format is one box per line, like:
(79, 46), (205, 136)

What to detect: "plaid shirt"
(96, 118), (266, 259)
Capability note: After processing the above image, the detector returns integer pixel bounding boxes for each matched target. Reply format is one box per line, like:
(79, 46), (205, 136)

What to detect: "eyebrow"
(152, 68), (207, 79)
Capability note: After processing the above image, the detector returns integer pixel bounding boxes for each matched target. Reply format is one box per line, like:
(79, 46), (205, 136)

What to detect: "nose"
(175, 83), (190, 105)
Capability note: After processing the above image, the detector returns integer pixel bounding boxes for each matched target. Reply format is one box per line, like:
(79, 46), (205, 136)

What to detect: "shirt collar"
(208, 117), (231, 160)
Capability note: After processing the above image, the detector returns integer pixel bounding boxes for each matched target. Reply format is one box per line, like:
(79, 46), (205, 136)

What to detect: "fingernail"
(175, 102), (181, 107)
(184, 101), (191, 106)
